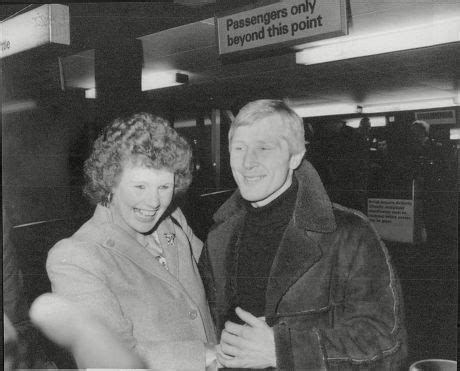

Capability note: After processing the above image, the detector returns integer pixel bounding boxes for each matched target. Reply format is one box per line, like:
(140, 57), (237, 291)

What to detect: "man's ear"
(289, 150), (305, 170)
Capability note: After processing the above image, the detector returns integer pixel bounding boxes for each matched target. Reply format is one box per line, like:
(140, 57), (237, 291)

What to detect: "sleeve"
(47, 240), (207, 370)
(273, 222), (406, 370)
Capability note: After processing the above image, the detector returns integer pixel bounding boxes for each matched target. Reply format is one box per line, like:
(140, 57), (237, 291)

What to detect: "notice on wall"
(368, 198), (415, 243)
(216, 0), (347, 56)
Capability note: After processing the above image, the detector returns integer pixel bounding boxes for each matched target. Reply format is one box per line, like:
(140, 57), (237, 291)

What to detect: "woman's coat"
(47, 204), (216, 370)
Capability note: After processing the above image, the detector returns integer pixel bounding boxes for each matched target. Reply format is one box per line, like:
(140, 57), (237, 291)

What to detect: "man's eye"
(159, 185), (172, 190)
(135, 185), (145, 190)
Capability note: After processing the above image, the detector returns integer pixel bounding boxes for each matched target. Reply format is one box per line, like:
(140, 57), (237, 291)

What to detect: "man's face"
(230, 115), (301, 207)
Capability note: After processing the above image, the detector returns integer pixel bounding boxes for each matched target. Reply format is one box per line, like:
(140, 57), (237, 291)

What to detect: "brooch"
(164, 233), (176, 247)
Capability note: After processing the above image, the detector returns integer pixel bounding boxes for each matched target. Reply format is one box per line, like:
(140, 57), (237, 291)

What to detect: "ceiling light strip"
(296, 17), (460, 65)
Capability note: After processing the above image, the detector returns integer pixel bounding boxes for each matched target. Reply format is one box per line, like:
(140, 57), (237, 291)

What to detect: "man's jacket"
(203, 160), (407, 370)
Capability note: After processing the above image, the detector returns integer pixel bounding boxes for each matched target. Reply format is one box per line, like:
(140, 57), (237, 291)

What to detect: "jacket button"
(188, 309), (198, 320)
(106, 239), (115, 247)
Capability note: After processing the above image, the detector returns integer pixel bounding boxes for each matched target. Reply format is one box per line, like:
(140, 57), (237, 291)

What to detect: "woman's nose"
(145, 190), (160, 208)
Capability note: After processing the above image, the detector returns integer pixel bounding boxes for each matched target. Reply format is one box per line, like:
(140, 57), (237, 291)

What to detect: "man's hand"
(217, 307), (276, 369)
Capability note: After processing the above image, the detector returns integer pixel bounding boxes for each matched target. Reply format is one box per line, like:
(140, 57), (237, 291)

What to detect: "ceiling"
(2, 1), (460, 116)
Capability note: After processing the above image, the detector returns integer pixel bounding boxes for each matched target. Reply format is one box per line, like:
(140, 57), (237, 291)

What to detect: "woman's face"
(110, 164), (175, 237)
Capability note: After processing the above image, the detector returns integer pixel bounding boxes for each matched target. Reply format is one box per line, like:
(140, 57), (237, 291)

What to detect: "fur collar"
(213, 160), (336, 233)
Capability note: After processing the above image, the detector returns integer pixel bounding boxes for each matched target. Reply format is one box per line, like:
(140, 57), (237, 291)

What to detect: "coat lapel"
(207, 194), (247, 320)
(89, 205), (183, 291)
(264, 223), (322, 318)
(263, 161), (336, 317)
(101, 224), (180, 289)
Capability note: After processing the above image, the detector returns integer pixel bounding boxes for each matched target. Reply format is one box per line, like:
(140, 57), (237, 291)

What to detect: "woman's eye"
(135, 185), (145, 190)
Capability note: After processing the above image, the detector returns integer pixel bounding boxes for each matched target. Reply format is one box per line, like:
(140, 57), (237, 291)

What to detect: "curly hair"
(84, 113), (192, 205)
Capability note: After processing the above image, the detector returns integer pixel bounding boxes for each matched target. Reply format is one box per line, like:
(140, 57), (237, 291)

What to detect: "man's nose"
(243, 149), (258, 168)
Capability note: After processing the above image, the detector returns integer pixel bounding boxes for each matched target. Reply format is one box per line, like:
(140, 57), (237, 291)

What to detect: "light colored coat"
(47, 204), (216, 370)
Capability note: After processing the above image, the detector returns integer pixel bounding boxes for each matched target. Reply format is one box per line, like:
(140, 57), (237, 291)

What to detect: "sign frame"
(215, 0), (347, 59)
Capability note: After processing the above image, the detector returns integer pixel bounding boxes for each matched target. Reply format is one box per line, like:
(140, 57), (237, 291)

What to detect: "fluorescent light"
(362, 98), (457, 114)
(2, 99), (37, 114)
(296, 17), (460, 65)
(174, 119), (196, 128)
(450, 128), (460, 140)
(369, 116), (387, 127)
(345, 118), (361, 128)
(85, 88), (96, 99)
(345, 116), (387, 128)
(142, 70), (188, 91)
(292, 103), (357, 117)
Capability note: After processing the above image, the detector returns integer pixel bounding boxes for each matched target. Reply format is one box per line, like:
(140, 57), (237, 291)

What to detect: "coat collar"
(85, 205), (181, 287)
(213, 160), (336, 233)
(210, 160), (337, 318)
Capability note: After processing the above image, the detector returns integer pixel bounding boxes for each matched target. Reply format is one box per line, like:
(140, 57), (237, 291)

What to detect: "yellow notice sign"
(216, 0), (347, 56)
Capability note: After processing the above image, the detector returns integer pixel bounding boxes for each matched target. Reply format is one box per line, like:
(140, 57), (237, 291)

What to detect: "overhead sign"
(216, 0), (347, 56)
(1, 4), (70, 58)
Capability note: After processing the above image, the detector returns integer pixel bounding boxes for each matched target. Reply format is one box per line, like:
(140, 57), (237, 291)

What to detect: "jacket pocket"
(271, 305), (332, 331)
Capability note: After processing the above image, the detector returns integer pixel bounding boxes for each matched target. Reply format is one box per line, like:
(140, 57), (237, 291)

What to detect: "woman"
(46, 113), (217, 370)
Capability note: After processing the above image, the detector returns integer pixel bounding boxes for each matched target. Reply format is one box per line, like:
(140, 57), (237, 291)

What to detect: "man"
(203, 100), (407, 370)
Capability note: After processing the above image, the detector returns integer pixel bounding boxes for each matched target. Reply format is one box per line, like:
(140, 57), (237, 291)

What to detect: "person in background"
(408, 120), (456, 245)
(358, 116), (372, 147)
(46, 113), (217, 370)
(408, 120), (431, 158)
(202, 99), (407, 370)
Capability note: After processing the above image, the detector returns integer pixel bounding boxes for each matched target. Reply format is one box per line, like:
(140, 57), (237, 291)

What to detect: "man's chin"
(239, 191), (265, 203)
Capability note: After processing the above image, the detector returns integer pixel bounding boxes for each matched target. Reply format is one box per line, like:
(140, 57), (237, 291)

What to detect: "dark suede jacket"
(202, 161), (407, 370)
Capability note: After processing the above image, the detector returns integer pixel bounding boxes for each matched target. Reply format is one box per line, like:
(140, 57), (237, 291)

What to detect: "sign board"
(216, 0), (347, 56)
(1, 4), (70, 58)
(368, 198), (415, 243)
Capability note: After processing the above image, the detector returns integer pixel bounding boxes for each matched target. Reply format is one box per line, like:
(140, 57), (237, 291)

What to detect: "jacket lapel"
(265, 161), (336, 317)
(264, 223), (322, 318)
(101, 224), (180, 289)
(207, 194), (247, 319)
(89, 205), (183, 291)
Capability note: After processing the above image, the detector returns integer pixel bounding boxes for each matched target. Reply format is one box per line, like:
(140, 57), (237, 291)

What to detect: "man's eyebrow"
(255, 140), (277, 145)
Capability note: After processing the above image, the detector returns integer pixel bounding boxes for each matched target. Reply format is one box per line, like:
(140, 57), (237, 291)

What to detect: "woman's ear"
(289, 150), (305, 170)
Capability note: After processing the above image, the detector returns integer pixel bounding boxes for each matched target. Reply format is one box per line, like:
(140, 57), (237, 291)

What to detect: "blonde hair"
(229, 99), (305, 155)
